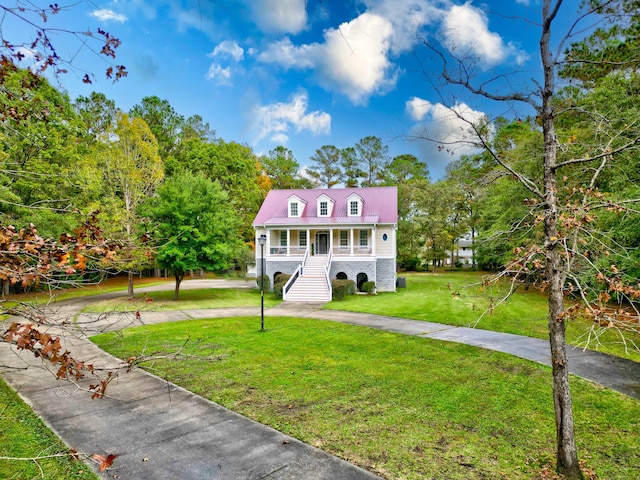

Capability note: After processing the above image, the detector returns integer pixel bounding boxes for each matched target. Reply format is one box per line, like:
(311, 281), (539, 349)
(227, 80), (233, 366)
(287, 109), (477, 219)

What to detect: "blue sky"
(6, 0), (563, 179)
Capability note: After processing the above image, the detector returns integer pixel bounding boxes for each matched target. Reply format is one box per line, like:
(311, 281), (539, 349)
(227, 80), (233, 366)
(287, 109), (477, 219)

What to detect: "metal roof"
(253, 186), (398, 227)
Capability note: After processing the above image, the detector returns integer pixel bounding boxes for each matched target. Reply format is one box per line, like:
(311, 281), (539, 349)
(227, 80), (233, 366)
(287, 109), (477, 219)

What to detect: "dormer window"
(316, 194), (334, 217)
(288, 195), (305, 218)
(347, 193), (363, 217)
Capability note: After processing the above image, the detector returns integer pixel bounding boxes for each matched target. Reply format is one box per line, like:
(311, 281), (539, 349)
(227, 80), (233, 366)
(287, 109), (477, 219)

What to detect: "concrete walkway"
(1, 280), (639, 479)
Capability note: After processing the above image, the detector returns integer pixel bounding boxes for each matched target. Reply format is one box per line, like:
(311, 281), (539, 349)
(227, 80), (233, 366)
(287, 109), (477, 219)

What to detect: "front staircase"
(283, 254), (331, 302)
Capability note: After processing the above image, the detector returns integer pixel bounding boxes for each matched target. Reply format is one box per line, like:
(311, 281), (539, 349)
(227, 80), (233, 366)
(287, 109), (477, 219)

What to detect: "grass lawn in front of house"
(92, 316), (640, 480)
(324, 271), (640, 361)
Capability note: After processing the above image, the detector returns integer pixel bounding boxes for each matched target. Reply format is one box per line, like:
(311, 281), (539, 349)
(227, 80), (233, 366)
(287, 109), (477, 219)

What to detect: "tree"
(424, 1), (640, 477)
(308, 145), (343, 188)
(340, 147), (365, 188)
(145, 173), (241, 300)
(100, 112), (164, 297)
(260, 146), (312, 189)
(130, 96), (184, 160)
(355, 136), (389, 187)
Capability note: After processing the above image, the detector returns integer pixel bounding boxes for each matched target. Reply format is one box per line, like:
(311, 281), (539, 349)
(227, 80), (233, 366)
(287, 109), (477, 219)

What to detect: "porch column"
(307, 228), (310, 254)
(372, 226), (376, 256)
(266, 230), (270, 257)
(286, 229), (291, 256)
(350, 228), (354, 256)
(329, 229), (334, 256)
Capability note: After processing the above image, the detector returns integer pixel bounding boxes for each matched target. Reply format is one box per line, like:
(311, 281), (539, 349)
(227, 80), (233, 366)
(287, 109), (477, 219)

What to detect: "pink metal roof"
(253, 186), (398, 227)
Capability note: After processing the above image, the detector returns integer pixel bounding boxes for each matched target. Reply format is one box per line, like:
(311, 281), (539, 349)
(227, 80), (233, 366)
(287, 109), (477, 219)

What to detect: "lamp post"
(258, 234), (266, 332)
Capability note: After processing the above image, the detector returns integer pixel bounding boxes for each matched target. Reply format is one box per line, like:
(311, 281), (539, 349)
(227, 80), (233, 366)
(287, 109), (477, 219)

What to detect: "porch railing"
(283, 248), (309, 300)
(324, 249), (333, 299)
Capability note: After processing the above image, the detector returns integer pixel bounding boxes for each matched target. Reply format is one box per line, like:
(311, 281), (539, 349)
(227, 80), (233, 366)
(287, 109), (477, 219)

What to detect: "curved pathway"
(1, 279), (638, 480)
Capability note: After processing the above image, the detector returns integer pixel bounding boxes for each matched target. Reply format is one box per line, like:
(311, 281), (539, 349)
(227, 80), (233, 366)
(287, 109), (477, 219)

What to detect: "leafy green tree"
(0, 66), (92, 235)
(100, 112), (164, 297)
(179, 139), (265, 241)
(261, 146), (312, 189)
(130, 96), (184, 160)
(355, 136), (389, 187)
(308, 145), (343, 188)
(145, 173), (241, 300)
(74, 92), (118, 143)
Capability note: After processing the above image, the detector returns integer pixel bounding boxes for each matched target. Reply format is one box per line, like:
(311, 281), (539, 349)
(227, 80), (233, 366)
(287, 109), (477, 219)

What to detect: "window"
(359, 230), (368, 247)
(280, 231), (287, 246)
(290, 202), (298, 217)
(319, 201), (328, 216)
(350, 201), (359, 216)
(340, 230), (348, 247)
(299, 231), (307, 247)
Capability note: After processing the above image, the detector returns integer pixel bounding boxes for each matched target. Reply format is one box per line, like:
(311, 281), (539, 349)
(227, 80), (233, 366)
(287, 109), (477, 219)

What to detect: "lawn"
(92, 316), (640, 480)
(82, 285), (280, 312)
(325, 271), (640, 361)
(0, 378), (98, 480)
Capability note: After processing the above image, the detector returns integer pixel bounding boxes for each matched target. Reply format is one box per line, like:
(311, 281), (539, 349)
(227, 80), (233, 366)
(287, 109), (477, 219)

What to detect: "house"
(445, 232), (475, 268)
(253, 186), (398, 302)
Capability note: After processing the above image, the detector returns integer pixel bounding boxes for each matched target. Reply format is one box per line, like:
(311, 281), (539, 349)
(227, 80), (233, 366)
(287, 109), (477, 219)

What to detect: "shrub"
(362, 281), (376, 294)
(256, 275), (270, 291)
(332, 284), (346, 301)
(332, 279), (356, 295)
(273, 273), (292, 299)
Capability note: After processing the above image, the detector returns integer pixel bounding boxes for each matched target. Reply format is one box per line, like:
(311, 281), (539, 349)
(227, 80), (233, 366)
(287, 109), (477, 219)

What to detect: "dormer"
(316, 194), (335, 217)
(347, 193), (363, 217)
(287, 195), (306, 218)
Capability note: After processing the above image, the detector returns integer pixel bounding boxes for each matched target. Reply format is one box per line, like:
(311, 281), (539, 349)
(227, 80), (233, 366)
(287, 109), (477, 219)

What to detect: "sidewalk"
(2, 284), (639, 479)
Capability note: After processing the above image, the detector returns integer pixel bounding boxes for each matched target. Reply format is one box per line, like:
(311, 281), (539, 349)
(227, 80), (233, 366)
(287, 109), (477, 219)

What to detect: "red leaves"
(3, 322), (114, 398)
(92, 453), (118, 471)
(0, 212), (120, 288)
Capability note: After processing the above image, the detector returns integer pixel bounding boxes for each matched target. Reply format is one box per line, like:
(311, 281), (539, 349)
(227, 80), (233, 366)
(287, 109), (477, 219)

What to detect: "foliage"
(273, 273), (291, 299)
(331, 279), (356, 300)
(340, 147), (365, 187)
(233, 244), (255, 278)
(307, 145), (343, 188)
(260, 146), (312, 189)
(362, 281), (376, 294)
(355, 135), (389, 187)
(256, 275), (270, 291)
(144, 173), (241, 300)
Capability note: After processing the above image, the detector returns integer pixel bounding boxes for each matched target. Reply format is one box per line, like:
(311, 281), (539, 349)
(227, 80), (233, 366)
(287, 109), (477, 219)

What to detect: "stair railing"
(282, 247), (309, 301)
(324, 249), (333, 299)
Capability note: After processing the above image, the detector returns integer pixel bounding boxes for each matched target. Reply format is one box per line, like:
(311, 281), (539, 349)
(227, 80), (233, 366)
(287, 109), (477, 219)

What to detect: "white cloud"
(408, 99), (488, 177)
(205, 64), (233, 86)
(251, 91), (331, 144)
(257, 38), (316, 69)
(406, 97), (432, 122)
(90, 9), (127, 23)
(247, 0), (307, 34)
(210, 41), (244, 62)
(258, 13), (397, 105)
(440, 3), (526, 66)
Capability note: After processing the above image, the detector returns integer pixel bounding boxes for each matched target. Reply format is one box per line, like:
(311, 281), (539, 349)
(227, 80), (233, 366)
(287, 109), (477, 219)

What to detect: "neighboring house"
(253, 186), (398, 302)
(445, 232), (475, 267)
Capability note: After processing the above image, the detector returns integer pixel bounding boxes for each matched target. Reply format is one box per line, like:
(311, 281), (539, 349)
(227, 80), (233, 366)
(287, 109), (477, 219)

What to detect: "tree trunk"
(173, 272), (184, 301)
(127, 270), (134, 298)
(541, 1), (582, 477)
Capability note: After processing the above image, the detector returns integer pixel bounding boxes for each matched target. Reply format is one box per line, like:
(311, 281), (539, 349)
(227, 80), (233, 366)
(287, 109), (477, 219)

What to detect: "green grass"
(0, 379), (98, 480)
(92, 317), (640, 480)
(325, 272), (640, 361)
(83, 287), (281, 312)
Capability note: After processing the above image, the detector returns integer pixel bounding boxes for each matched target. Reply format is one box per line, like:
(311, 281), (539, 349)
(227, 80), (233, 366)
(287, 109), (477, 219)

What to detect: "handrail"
(301, 246), (309, 274)
(283, 265), (301, 300)
(324, 249), (333, 299)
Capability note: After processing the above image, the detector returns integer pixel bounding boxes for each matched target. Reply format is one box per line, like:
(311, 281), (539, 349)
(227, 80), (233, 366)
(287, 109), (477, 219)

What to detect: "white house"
(253, 186), (398, 302)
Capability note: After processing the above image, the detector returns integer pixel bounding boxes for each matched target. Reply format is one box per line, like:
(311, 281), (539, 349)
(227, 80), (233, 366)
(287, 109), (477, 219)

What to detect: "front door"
(317, 233), (329, 254)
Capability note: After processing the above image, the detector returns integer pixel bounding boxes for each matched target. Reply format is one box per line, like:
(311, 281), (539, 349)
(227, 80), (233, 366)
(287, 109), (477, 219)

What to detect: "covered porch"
(265, 227), (374, 257)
